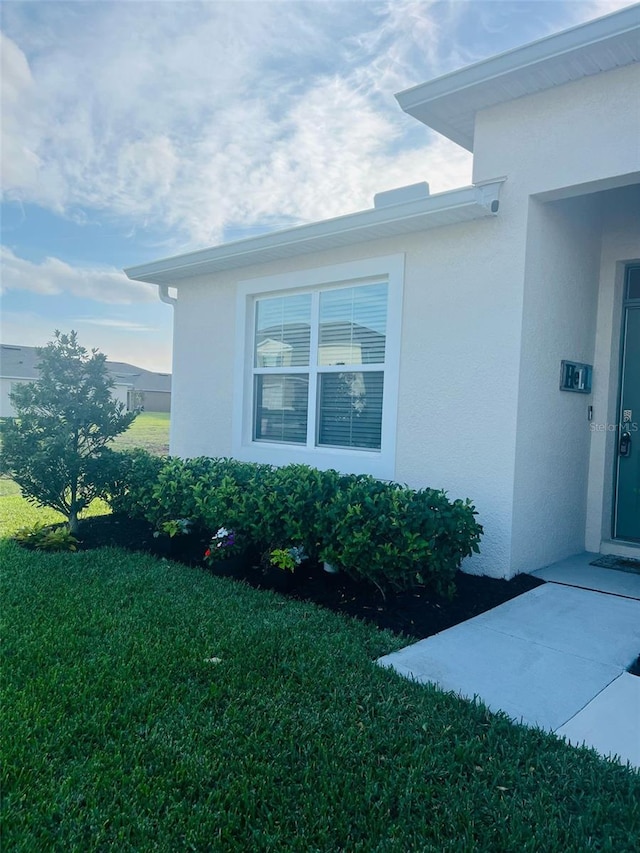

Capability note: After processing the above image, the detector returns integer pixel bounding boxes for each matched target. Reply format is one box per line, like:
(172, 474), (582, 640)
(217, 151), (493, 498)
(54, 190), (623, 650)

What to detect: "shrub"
(148, 456), (214, 526)
(149, 456), (271, 556)
(148, 459), (342, 563)
(14, 522), (79, 552)
(154, 518), (193, 539)
(190, 458), (269, 545)
(1, 331), (138, 533)
(224, 464), (279, 560)
(107, 452), (483, 594)
(409, 489), (483, 586)
(272, 465), (342, 561)
(268, 546), (307, 573)
(320, 476), (482, 595)
(107, 448), (165, 519)
(233, 465), (343, 562)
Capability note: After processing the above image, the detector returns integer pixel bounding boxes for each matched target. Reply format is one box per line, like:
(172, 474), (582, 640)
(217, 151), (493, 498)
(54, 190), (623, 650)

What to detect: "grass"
(2, 490), (639, 850)
(112, 410), (170, 456)
(2, 525), (640, 850)
(0, 480), (109, 538)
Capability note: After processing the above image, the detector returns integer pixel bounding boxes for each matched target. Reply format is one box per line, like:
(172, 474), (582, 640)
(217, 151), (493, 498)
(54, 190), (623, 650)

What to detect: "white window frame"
(233, 254), (404, 479)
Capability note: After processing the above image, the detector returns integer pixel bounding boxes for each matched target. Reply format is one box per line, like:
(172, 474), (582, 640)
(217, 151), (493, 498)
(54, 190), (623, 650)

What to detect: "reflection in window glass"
(317, 372), (384, 449)
(318, 283), (387, 366)
(254, 374), (309, 444)
(255, 294), (311, 367)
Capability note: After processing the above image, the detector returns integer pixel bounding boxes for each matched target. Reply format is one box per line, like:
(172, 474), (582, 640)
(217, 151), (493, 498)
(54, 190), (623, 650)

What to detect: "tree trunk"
(69, 474), (79, 535)
(68, 510), (80, 536)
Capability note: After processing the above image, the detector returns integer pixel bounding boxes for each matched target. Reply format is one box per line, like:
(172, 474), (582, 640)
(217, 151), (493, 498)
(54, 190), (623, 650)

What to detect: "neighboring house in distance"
(106, 361), (172, 414)
(126, 6), (640, 579)
(0, 345), (171, 417)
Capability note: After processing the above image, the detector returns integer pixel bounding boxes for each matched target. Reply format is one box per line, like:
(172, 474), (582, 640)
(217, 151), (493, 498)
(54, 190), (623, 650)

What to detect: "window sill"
(233, 440), (395, 480)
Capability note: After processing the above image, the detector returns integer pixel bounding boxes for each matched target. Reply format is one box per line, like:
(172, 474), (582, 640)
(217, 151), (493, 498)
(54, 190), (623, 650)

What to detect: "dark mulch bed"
(73, 514), (544, 640)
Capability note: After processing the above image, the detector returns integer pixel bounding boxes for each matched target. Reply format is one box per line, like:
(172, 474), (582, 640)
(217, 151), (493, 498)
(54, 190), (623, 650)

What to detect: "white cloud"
(71, 318), (158, 333)
(1, 0), (634, 252)
(0, 32), (46, 202)
(0, 1), (472, 249)
(574, 0), (636, 20)
(0, 246), (156, 304)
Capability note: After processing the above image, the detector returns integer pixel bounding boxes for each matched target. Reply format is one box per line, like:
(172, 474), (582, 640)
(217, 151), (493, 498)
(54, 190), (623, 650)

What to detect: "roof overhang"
(396, 4), (640, 152)
(125, 180), (503, 286)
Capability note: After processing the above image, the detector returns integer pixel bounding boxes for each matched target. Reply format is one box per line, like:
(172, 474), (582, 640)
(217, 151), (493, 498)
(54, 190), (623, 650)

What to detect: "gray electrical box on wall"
(560, 360), (593, 393)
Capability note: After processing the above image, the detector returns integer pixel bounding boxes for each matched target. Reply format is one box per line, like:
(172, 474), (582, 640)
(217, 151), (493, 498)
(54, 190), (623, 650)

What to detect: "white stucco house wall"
(126, 6), (640, 579)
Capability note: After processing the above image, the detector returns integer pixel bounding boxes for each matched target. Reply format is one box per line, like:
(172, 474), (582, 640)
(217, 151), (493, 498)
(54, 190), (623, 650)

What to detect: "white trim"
(124, 183), (502, 285)
(232, 255), (404, 479)
(586, 244), (640, 553)
(306, 294), (320, 448)
(599, 540), (640, 559)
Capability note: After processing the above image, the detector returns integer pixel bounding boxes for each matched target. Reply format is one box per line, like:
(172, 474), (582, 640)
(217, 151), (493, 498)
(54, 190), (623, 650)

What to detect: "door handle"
(619, 431), (632, 457)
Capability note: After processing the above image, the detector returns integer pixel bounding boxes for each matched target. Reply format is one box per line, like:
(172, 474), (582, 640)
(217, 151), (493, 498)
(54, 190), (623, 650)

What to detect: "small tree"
(1, 331), (138, 533)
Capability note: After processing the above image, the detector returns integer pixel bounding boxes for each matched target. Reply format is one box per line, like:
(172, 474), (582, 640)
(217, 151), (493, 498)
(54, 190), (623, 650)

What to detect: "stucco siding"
(469, 61), (639, 573)
(510, 194), (603, 574)
(472, 63), (640, 195)
(171, 272), (237, 459)
(394, 216), (523, 577)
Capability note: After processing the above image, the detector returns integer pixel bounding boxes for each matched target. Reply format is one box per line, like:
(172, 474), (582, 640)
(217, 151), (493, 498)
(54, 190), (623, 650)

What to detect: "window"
(234, 255), (404, 478)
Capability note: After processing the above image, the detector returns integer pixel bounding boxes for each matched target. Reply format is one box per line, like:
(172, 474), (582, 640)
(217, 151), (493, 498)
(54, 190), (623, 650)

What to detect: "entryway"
(614, 265), (640, 541)
(533, 551), (640, 598)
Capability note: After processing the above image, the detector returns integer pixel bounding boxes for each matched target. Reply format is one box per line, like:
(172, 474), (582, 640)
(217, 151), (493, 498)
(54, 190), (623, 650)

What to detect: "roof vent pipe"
(374, 182), (430, 209)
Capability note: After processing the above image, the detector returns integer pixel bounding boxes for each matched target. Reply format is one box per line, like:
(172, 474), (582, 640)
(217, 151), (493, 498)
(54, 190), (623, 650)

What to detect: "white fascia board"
(396, 4), (640, 150)
(124, 181), (503, 286)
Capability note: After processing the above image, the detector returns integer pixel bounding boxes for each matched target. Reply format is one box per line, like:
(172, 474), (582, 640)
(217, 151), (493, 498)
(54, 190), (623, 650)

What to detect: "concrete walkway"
(378, 555), (640, 769)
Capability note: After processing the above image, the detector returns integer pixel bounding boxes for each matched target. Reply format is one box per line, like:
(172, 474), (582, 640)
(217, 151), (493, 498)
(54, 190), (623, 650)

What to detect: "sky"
(1, 0), (634, 373)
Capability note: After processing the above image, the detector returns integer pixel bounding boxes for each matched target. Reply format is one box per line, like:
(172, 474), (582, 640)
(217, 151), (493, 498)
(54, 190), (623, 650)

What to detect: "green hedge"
(240, 464), (344, 562)
(320, 476), (482, 596)
(108, 448), (165, 519)
(107, 452), (483, 593)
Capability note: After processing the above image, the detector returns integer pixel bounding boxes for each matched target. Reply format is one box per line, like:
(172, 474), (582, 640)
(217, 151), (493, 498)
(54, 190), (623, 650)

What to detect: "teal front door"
(614, 266), (640, 541)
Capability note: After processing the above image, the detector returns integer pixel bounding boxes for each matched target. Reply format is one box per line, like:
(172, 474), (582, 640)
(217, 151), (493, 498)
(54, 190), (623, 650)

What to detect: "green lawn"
(2, 510), (640, 851)
(0, 481), (109, 538)
(111, 410), (170, 456)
